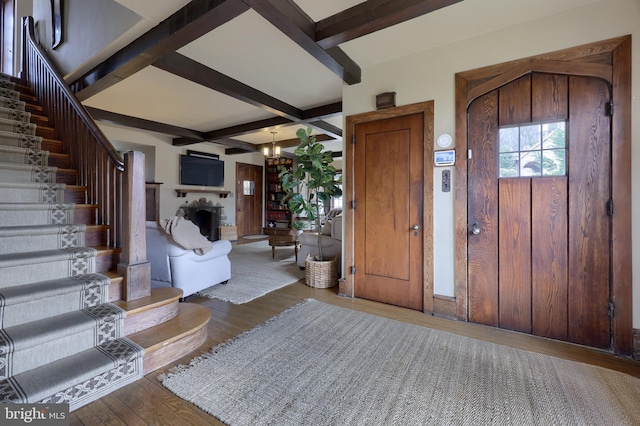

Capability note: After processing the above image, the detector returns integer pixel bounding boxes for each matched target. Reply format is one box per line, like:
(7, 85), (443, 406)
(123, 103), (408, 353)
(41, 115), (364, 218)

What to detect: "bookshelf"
(264, 157), (293, 232)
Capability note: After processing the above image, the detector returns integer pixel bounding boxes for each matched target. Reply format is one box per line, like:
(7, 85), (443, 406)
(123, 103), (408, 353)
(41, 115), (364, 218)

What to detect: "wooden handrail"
(20, 17), (149, 300)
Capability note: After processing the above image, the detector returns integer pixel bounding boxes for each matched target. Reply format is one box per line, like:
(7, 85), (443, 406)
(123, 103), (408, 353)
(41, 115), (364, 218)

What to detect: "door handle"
(470, 223), (481, 235)
(412, 224), (419, 236)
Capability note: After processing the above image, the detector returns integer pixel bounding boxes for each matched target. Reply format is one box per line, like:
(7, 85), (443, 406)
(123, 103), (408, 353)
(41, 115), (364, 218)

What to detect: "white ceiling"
(84, 0), (598, 154)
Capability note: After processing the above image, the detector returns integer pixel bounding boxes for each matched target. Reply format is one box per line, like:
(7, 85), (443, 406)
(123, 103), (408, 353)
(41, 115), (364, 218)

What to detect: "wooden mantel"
(175, 188), (231, 198)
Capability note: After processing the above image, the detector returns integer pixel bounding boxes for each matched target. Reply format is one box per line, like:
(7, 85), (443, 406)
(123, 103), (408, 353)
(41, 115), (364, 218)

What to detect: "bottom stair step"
(128, 303), (210, 375)
(0, 337), (144, 411)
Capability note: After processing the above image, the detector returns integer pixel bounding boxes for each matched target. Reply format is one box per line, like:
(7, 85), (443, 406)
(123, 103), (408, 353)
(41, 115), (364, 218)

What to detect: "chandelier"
(263, 131), (281, 158)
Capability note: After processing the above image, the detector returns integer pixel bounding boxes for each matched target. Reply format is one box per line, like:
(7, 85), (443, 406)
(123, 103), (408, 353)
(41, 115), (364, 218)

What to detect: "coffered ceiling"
(77, 0), (597, 156)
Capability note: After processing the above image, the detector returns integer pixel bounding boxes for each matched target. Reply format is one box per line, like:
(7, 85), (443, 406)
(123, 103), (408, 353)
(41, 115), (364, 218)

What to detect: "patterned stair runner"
(0, 74), (143, 410)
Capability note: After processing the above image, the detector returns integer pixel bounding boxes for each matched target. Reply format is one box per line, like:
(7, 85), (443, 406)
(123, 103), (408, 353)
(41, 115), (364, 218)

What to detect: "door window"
(498, 121), (566, 178)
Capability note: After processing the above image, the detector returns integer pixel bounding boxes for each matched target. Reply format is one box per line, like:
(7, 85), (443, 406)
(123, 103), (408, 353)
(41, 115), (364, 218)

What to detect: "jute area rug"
(198, 240), (304, 304)
(160, 299), (640, 426)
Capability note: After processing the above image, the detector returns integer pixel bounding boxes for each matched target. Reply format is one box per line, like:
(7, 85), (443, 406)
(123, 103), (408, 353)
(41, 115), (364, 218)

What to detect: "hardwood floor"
(71, 281), (640, 425)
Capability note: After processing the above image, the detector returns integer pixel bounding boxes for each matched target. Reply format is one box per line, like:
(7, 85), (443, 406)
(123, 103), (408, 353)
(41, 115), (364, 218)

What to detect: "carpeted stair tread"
(0, 79), (15, 90)
(0, 117), (37, 135)
(0, 224), (86, 255)
(0, 202), (75, 226)
(0, 87), (20, 100)
(0, 162), (56, 183)
(0, 145), (49, 166)
(0, 223), (85, 237)
(0, 303), (126, 377)
(0, 95), (26, 111)
(0, 106), (30, 122)
(0, 337), (144, 410)
(0, 246), (95, 268)
(0, 129), (42, 150)
(0, 182), (66, 203)
(0, 274), (110, 328)
(0, 247), (95, 288)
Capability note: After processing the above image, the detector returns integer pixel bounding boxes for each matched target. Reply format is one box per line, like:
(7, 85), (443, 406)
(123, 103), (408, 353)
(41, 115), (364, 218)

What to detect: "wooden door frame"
(343, 101), (434, 313)
(454, 36), (632, 355)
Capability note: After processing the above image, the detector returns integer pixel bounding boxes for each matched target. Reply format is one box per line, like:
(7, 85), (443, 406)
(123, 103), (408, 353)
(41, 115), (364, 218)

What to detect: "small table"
(268, 234), (299, 261)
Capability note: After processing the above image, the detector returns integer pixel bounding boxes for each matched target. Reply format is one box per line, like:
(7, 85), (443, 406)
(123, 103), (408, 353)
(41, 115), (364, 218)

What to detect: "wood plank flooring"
(71, 281), (640, 425)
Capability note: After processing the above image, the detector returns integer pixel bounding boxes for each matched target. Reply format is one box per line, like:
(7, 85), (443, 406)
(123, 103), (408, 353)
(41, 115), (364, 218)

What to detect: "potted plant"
(280, 127), (342, 287)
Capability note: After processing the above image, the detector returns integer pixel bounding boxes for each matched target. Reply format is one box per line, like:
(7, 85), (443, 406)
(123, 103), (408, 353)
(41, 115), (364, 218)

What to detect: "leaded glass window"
(498, 121), (567, 178)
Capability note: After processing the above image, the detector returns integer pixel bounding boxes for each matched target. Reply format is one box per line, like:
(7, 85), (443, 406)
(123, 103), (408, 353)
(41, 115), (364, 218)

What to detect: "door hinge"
(605, 100), (613, 116)
(607, 200), (614, 216)
(352, 135), (356, 144)
(351, 265), (356, 274)
(351, 199), (356, 209)
(468, 149), (472, 159)
(609, 301), (614, 318)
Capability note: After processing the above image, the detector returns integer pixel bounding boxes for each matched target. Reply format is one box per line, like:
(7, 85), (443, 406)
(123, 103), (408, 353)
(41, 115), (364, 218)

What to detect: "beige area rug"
(160, 299), (640, 426)
(198, 240), (303, 304)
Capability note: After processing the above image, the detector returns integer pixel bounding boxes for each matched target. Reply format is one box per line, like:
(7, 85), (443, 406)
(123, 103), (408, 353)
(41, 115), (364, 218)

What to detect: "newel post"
(117, 151), (151, 300)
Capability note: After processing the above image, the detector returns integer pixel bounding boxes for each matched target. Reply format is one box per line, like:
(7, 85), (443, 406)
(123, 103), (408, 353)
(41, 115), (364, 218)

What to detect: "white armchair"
(145, 221), (232, 298)
(297, 215), (342, 271)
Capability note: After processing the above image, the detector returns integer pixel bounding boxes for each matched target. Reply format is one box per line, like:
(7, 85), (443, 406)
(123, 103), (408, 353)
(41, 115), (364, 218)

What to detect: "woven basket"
(304, 255), (338, 288)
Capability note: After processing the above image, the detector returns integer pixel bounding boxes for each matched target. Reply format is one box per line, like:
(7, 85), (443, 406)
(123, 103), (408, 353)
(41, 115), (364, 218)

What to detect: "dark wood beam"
(173, 117), (293, 146)
(242, 0), (361, 85)
(256, 133), (336, 151)
(315, 0), (463, 49)
(154, 53), (303, 120)
(71, 0), (249, 101)
(172, 103), (341, 146)
(302, 102), (342, 121)
(86, 106), (204, 139)
(307, 120), (342, 139)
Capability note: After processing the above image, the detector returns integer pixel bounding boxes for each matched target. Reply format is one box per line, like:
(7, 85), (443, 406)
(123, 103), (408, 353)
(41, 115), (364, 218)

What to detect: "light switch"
(442, 170), (451, 192)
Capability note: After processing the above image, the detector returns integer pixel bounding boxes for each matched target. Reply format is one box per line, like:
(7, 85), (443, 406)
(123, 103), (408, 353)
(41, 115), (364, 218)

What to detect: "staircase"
(0, 74), (210, 410)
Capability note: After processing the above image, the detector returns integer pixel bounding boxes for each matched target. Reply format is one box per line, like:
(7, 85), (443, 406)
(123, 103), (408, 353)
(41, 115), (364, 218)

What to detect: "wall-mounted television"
(179, 153), (225, 187)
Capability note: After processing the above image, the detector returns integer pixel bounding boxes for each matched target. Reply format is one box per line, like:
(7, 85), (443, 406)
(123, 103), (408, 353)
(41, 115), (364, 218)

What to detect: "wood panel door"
(354, 114), (424, 310)
(467, 73), (612, 349)
(235, 162), (263, 237)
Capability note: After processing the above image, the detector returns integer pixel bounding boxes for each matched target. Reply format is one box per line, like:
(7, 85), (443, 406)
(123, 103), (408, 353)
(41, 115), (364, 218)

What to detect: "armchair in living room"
(145, 221), (232, 298)
(296, 214), (342, 271)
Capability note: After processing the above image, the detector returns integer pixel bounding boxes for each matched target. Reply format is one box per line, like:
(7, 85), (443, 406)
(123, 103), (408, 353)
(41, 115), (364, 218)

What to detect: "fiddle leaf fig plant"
(280, 127), (342, 261)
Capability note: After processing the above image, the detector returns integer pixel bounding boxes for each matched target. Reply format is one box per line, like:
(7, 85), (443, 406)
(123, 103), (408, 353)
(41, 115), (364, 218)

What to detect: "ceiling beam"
(71, 0), (249, 101)
(307, 120), (342, 140)
(86, 106), (205, 139)
(242, 0), (361, 85)
(315, 0), (464, 49)
(172, 102), (342, 146)
(154, 53), (303, 120)
(256, 133), (336, 151)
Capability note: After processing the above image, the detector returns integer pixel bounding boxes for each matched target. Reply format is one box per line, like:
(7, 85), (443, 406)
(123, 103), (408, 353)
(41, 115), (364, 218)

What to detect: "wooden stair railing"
(20, 16), (149, 300)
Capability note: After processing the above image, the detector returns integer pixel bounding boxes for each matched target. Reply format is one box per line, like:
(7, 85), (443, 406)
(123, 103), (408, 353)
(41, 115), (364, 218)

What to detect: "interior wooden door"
(1, 0), (13, 76)
(235, 162), (263, 237)
(354, 113), (424, 310)
(467, 73), (612, 349)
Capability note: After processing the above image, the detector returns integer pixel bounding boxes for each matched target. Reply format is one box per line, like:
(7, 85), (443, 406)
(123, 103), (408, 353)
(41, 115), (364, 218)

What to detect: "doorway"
(344, 101), (434, 312)
(1, 0), (14, 75)
(454, 36), (632, 355)
(235, 162), (263, 237)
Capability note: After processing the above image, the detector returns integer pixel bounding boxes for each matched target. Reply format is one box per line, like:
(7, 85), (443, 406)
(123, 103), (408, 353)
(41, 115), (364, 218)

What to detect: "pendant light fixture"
(263, 131), (281, 158)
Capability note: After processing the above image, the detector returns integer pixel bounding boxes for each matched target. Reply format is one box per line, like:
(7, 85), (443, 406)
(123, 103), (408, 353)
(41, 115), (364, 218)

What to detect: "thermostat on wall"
(434, 150), (455, 166)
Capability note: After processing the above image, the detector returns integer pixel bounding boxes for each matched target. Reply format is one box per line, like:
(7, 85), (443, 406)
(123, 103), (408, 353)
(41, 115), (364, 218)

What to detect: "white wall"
(31, 0), (140, 77)
(98, 122), (265, 226)
(343, 0), (640, 325)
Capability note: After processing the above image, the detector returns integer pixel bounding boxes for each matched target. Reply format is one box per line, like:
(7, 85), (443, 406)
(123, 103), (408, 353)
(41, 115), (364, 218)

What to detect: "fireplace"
(181, 199), (223, 241)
